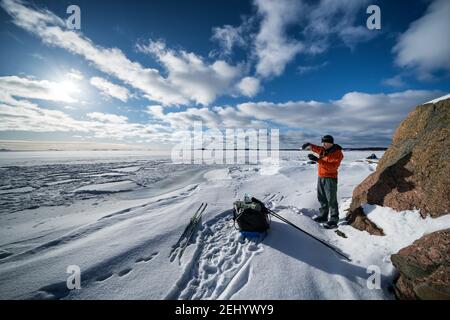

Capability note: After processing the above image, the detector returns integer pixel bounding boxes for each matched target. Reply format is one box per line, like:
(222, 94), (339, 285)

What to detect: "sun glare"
(50, 79), (80, 103)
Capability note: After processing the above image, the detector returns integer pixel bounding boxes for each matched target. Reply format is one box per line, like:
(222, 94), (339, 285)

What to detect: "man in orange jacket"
(302, 135), (344, 229)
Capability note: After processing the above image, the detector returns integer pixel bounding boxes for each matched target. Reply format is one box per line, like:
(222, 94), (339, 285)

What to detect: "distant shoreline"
(0, 147), (388, 152)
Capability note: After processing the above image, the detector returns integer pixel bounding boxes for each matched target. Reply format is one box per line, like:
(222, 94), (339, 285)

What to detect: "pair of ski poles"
(266, 208), (351, 261)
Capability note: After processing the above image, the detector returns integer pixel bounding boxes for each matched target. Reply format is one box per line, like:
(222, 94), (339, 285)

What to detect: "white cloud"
(253, 0), (304, 78)
(382, 75), (406, 88)
(143, 89), (443, 147)
(210, 0), (374, 80)
(0, 81), (175, 142)
(89, 77), (130, 102)
(0, 75), (77, 103)
(145, 105), (164, 118)
(137, 39), (249, 105)
(1, 0), (260, 106)
(302, 0), (374, 51)
(67, 69), (83, 81)
(0, 99), (89, 133)
(147, 104), (262, 130)
(1, 0), (445, 148)
(236, 77), (260, 97)
(86, 112), (128, 124)
(0, 98), (175, 142)
(236, 90), (442, 134)
(211, 24), (247, 57)
(30, 52), (45, 60)
(0, 0), (195, 106)
(1, 0), (382, 107)
(393, 0), (450, 77)
(297, 61), (329, 75)
(0, 78), (444, 146)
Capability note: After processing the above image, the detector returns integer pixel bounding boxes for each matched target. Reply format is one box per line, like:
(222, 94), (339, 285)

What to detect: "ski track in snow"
(167, 210), (264, 300)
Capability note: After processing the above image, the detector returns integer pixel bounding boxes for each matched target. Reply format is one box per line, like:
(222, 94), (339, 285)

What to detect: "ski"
(169, 203), (205, 257)
(178, 203), (208, 262)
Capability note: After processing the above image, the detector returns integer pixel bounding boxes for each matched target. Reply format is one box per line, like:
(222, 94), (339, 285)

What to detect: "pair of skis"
(169, 202), (207, 263)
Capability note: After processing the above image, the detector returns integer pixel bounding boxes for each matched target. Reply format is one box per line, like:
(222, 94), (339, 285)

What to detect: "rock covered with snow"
(391, 228), (450, 300)
(424, 93), (450, 105)
(347, 96), (450, 234)
(345, 206), (384, 236)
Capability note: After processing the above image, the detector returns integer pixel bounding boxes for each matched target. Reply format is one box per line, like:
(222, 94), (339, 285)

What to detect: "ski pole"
(267, 208), (351, 261)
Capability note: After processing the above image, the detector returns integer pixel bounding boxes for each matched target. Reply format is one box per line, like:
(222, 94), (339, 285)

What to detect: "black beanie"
(321, 135), (334, 143)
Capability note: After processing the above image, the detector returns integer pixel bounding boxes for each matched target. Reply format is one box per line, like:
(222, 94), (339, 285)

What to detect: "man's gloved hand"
(308, 154), (319, 162)
(302, 143), (311, 150)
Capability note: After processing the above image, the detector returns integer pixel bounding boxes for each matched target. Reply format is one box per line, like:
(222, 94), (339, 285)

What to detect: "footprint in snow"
(31, 251), (160, 299)
(95, 272), (113, 282)
(168, 211), (264, 300)
(117, 268), (132, 277)
(136, 252), (159, 263)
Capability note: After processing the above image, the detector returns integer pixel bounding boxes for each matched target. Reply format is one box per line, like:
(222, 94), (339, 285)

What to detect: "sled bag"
(233, 199), (270, 232)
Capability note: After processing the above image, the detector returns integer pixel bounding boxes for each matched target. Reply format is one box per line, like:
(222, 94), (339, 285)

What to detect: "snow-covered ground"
(0, 150), (449, 300)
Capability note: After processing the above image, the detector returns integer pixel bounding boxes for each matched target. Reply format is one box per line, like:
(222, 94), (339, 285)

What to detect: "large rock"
(391, 229), (450, 300)
(346, 97), (450, 234)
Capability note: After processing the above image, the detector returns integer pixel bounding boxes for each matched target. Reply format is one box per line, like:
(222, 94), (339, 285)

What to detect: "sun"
(50, 79), (80, 103)
(60, 80), (78, 93)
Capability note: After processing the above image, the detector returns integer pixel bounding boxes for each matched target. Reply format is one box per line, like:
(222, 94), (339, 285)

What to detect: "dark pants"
(317, 177), (339, 223)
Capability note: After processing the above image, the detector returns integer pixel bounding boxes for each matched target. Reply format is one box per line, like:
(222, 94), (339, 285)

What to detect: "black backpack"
(233, 197), (270, 232)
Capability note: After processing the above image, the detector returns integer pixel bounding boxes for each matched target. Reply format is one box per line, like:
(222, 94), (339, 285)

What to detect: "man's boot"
(322, 220), (338, 229)
(312, 215), (328, 223)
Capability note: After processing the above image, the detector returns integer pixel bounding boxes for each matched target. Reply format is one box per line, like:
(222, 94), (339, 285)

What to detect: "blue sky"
(0, 0), (449, 149)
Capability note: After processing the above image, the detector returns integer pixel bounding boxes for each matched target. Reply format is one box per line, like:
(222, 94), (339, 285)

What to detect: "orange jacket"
(310, 144), (344, 178)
